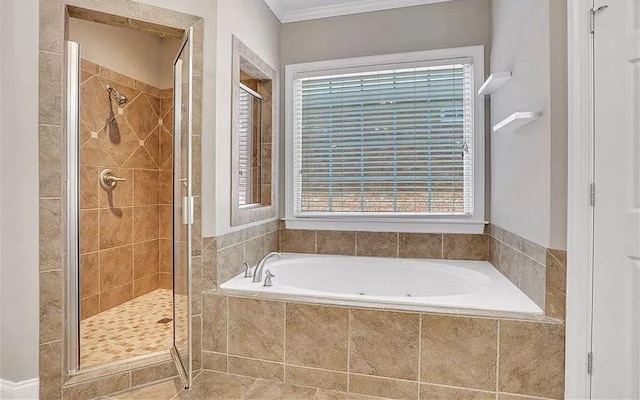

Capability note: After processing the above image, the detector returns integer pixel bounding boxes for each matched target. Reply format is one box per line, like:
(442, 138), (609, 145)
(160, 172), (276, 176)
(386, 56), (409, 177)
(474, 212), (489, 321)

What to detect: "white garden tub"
(219, 253), (542, 316)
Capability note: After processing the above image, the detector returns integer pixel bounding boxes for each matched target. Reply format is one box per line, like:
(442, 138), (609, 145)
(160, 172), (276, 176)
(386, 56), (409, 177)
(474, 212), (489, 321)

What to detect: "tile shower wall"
(488, 224), (567, 318)
(202, 293), (566, 400)
(79, 59), (173, 319)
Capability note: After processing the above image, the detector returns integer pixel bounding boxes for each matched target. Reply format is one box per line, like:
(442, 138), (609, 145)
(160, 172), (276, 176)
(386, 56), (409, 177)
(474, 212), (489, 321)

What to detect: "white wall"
(0, 0), (40, 384)
(490, 0), (567, 249)
(68, 18), (182, 89)
(214, 0), (281, 235)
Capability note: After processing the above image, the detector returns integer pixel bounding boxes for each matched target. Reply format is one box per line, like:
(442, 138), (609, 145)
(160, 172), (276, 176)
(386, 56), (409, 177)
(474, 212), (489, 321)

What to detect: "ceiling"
(264, 0), (452, 23)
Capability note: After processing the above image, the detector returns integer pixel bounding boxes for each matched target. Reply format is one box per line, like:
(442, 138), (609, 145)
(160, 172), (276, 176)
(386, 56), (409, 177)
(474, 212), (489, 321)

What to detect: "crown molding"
(267, 0), (453, 23)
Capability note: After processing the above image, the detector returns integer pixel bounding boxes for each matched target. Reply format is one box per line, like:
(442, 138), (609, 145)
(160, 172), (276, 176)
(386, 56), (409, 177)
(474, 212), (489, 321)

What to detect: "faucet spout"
(253, 252), (282, 283)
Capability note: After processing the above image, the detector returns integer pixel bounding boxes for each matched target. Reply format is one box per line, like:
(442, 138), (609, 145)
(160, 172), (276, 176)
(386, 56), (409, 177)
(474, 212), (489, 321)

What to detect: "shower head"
(105, 85), (128, 106)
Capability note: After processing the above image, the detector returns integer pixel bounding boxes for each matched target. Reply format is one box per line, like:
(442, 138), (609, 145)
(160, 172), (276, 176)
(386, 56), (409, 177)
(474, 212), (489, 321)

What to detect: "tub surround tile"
(519, 254), (546, 309)
(356, 232), (398, 257)
(545, 249), (567, 320)
(349, 374), (419, 400)
(63, 371), (130, 400)
(442, 234), (488, 260)
(349, 309), (420, 380)
(40, 199), (63, 271)
(420, 315), (497, 390)
(203, 293), (227, 352)
(315, 389), (382, 400)
(228, 297), (285, 362)
(280, 229), (317, 253)
(285, 366), (348, 392)
(317, 231), (356, 256)
(498, 320), (565, 399)
(419, 384), (494, 400)
(398, 233), (443, 259)
(285, 303), (349, 371)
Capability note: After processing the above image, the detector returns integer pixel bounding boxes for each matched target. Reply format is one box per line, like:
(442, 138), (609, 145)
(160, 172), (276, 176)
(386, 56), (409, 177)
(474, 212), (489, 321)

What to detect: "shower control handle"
(100, 169), (126, 190)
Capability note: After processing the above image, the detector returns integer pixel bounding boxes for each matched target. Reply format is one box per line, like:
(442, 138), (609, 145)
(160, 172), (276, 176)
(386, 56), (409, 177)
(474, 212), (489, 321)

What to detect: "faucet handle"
(263, 269), (275, 287)
(243, 262), (252, 278)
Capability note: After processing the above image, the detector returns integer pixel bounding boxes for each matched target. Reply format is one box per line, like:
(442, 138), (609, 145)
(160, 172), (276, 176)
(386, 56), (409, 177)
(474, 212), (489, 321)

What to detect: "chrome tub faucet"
(253, 252), (281, 283)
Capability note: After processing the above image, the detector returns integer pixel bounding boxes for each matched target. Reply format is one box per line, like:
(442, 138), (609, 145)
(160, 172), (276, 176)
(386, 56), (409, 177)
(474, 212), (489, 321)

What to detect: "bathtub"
(219, 253), (543, 316)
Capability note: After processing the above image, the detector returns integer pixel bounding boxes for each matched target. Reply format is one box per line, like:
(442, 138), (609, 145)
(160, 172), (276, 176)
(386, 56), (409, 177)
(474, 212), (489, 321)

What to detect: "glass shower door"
(171, 27), (194, 389)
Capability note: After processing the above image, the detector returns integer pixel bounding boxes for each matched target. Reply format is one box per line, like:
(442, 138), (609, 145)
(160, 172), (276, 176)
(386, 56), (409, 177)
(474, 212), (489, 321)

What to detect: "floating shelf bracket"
(493, 112), (540, 133)
(478, 72), (512, 96)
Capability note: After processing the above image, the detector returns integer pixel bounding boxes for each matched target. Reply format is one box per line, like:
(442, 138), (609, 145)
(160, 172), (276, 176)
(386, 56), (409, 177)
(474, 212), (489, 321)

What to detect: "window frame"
(284, 46), (486, 234)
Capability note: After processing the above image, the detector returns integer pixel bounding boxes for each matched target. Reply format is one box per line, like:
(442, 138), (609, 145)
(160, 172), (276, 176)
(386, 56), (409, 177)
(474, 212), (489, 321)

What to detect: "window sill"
(283, 218), (487, 234)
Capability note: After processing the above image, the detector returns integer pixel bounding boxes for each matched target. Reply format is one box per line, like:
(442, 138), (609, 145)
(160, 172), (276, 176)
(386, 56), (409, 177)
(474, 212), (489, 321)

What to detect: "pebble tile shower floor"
(81, 289), (185, 368)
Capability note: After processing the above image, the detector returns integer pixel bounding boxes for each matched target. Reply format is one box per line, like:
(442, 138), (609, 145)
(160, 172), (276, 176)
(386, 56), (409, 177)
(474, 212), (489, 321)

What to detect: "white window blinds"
(238, 88), (252, 205)
(292, 62), (475, 216)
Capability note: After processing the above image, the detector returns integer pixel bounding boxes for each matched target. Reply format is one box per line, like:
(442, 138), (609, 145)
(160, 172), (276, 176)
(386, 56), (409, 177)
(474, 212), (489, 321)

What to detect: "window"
(285, 47), (485, 233)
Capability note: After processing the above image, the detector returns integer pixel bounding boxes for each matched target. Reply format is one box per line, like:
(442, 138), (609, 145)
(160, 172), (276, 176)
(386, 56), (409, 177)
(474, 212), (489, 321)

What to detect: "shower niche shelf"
(478, 71), (512, 96)
(493, 112), (540, 133)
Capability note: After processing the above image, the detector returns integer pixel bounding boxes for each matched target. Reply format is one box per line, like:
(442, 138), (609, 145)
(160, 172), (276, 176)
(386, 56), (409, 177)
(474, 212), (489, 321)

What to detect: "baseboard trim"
(0, 378), (39, 400)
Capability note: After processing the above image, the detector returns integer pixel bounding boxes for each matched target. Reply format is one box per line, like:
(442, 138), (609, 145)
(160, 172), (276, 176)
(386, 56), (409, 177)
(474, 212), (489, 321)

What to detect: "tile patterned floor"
(101, 371), (386, 400)
(81, 289), (187, 368)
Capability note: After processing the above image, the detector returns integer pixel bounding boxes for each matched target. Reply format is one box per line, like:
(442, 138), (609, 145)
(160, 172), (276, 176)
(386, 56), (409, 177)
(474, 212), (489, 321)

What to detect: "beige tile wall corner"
(39, 1), (204, 399)
(201, 293), (566, 400)
(488, 224), (567, 317)
(279, 228), (489, 261)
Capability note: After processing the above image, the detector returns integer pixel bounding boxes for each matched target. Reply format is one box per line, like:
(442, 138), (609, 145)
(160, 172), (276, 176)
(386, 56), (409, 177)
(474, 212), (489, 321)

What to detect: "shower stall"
(64, 12), (195, 387)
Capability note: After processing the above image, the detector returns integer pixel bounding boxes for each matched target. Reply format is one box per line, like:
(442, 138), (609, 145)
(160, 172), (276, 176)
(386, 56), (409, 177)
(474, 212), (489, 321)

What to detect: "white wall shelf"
(493, 112), (540, 133)
(478, 71), (512, 96)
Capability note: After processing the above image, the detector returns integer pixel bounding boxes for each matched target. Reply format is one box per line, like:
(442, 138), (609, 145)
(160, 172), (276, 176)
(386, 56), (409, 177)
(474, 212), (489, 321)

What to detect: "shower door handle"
(182, 196), (194, 225)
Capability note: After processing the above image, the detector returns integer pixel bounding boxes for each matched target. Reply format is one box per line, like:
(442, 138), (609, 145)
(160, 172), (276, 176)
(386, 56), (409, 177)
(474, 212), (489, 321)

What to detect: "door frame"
(566, 0), (595, 398)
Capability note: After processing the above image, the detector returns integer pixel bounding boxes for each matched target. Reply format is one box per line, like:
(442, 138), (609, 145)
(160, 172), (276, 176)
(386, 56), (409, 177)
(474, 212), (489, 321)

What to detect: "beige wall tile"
(123, 95), (160, 140)
(39, 51), (63, 125)
(133, 205), (159, 242)
(419, 384), (494, 400)
(99, 245), (133, 291)
(521, 240), (546, 265)
(317, 231), (356, 256)
(40, 270), (63, 343)
(545, 250), (566, 320)
(265, 231), (279, 254)
(349, 309), (420, 380)
(356, 232), (397, 257)
(39, 340), (62, 400)
(80, 138), (118, 168)
(228, 356), (284, 382)
(40, 199), (63, 271)
(80, 166), (100, 209)
(192, 315), (202, 370)
(243, 379), (317, 400)
(280, 229), (316, 253)
(80, 252), (99, 297)
(133, 273), (159, 297)
(134, 169), (160, 205)
(245, 235), (266, 267)
(498, 241), (519, 284)
(100, 207), (134, 248)
(80, 76), (113, 133)
(123, 147), (159, 169)
(159, 272), (172, 289)
(202, 351), (228, 372)
(39, 125), (63, 198)
(81, 295), (99, 320)
(217, 243), (244, 284)
(80, 209), (99, 254)
(39, 0), (63, 53)
(349, 374), (419, 400)
(286, 303), (348, 371)
(100, 283), (133, 312)
(420, 315), (497, 390)
(285, 366), (348, 392)
(399, 233), (443, 259)
(496, 394), (542, 400)
(112, 378), (182, 400)
(159, 205), (172, 239)
(217, 230), (246, 250)
(518, 255), (546, 309)
(202, 294), (227, 353)
(315, 389), (381, 400)
(499, 321), (565, 399)
(443, 234), (488, 260)
(63, 371), (130, 400)
(133, 239), (159, 279)
(159, 238), (172, 273)
(228, 297), (285, 362)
